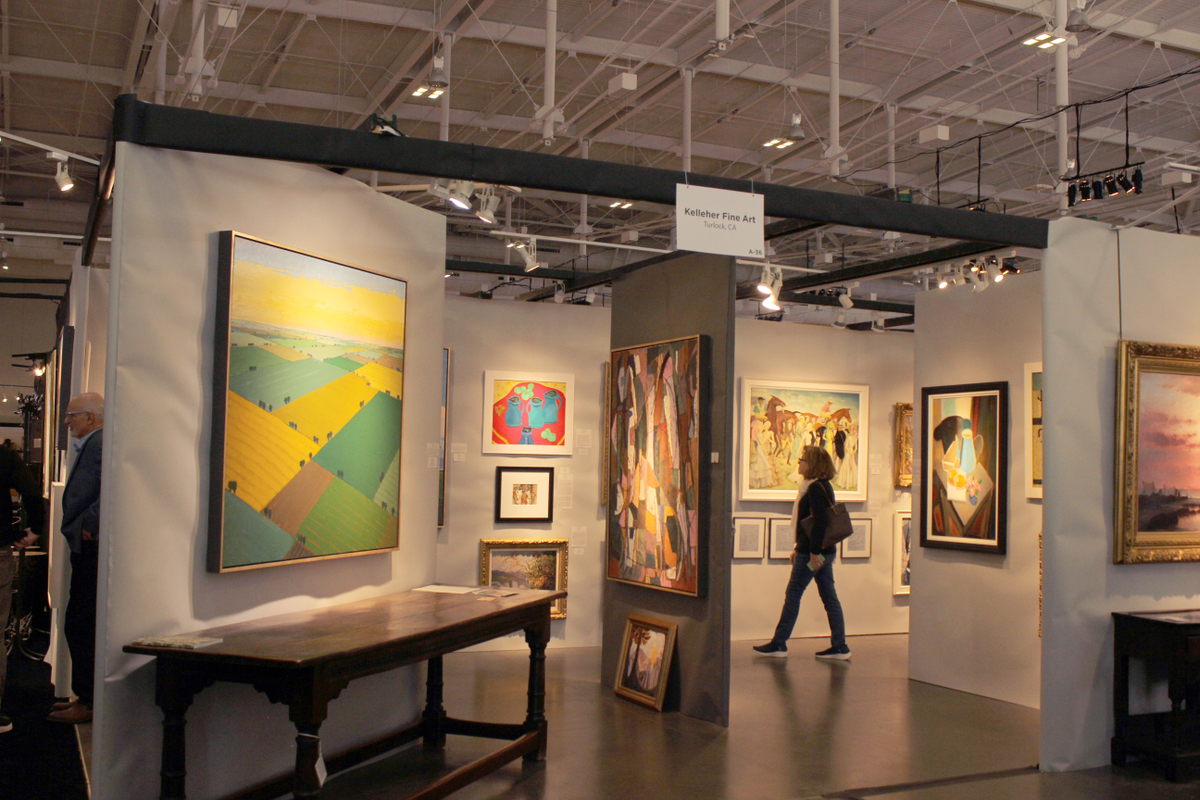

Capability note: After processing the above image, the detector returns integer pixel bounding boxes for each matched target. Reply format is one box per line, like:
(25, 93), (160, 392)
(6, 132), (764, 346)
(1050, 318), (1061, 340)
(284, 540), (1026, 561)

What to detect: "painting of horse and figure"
(739, 379), (870, 502)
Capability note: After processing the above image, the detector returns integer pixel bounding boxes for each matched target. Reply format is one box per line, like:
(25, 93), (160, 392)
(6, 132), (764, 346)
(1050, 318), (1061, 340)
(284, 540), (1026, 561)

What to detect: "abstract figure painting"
(894, 402), (913, 489)
(920, 382), (1008, 554)
(740, 379), (869, 502)
(1024, 362), (1043, 499)
(614, 614), (678, 711)
(607, 336), (705, 596)
(209, 232), (405, 572)
(1115, 340), (1200, 563)
(893, 512), (911, 595)
(479, 538), (568, 618)
(482, 370), (573, 455)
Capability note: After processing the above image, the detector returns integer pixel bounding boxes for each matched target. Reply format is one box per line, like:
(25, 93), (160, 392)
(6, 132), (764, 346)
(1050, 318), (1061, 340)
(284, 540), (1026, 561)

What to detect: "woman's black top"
(795, 478), (836, 557)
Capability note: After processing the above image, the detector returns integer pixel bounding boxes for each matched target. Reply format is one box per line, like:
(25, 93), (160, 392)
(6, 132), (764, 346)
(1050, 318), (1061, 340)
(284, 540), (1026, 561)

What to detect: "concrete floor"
(315, 635), (1192, 800)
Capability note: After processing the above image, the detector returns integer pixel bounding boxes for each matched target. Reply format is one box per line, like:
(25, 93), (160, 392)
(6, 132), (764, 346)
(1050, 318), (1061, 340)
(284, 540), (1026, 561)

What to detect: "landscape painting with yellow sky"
(213, 233), (406, 570)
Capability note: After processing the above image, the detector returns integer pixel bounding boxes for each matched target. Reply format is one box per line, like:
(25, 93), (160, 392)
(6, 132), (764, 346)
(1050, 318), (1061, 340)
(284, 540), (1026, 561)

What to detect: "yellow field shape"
(343, 347), (366, 354)
(354, 362), (404, 399)
(224, 392), (316, 512)
(271, 372), (377, 442)
(260, 342), (309, 362)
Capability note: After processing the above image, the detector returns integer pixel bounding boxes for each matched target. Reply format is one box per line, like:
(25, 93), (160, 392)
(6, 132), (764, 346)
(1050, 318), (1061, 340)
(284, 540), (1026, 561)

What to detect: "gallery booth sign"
(675, 184), (765, 259)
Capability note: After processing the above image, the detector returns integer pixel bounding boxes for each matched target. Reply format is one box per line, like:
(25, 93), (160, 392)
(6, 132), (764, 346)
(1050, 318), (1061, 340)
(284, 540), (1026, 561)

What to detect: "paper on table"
(413, 584), (476, 594)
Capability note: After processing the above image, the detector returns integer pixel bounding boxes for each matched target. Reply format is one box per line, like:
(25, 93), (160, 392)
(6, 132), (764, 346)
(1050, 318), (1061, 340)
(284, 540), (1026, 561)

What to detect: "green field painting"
(222, 490), (298, 566)
(229, 345), (289, 374)
(297, 478), (396, 556)
(229, 358), (347, 412)
(314, 392), (402, 502)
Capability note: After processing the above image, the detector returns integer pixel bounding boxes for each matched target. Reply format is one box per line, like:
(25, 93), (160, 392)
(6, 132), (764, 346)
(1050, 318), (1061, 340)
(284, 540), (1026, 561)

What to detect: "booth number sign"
(675, 184), (765, 259)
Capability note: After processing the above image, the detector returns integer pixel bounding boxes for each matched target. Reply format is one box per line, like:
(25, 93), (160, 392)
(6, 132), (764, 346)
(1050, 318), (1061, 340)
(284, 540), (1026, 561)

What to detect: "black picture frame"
(919, 381), (1008, 555)
(494, 466), (555, 523)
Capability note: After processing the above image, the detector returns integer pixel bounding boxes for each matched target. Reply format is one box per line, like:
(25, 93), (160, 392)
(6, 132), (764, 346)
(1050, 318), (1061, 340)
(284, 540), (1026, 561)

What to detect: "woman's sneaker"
(752, 642), (788, 657)
(0, 714), (13, 733)
(815, 646), (851, 660)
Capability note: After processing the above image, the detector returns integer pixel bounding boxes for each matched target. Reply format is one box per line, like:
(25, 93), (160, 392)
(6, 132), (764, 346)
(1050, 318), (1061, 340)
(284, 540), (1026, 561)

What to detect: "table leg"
(1169, 650), (1186, 760)
(288, 681), (331, 800)
(293, 724), (324, 798)
(1112, 649), (1129, 766)
(423, 655), (447, 751)
(155, 661), (210, 800)
(523, 618), (549, 762)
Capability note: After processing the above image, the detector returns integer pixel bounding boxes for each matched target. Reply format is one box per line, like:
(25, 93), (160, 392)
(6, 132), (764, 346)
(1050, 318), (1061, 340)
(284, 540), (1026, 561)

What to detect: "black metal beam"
(847, 315), (915, 331)
(786, 293), (913, 314)
(446, 259), (578, 282)
(0, 293), (63, 300)
(0, 277), (71, 285)
(82, 134), (115, 267)
(764, 218), (824, 241)
(106, 95), (1049, 253)
(779, 241), (1002, 293)
(517, 250), (697, 302)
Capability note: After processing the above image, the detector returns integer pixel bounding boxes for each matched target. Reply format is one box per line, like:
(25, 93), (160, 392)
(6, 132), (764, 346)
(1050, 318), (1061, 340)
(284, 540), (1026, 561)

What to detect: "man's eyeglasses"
(63, 411), (88, 420)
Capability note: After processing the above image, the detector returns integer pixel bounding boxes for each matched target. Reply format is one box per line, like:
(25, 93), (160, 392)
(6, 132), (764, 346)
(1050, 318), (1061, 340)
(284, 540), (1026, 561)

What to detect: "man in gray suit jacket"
(48, 392), (103, 725)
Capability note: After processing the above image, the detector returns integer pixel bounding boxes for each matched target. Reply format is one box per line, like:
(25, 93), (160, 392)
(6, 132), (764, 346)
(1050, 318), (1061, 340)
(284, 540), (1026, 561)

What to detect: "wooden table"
(124, 588), (566, 800)
(1112, 609), (1200, 781)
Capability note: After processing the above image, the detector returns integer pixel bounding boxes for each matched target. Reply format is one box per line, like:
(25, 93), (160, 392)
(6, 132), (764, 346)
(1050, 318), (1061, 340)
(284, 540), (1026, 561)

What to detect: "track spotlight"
(585, 288), (596, 305)
(761, 294), (781, 312)
(757, 265), (773, 295)
(1104, 175), (1119, 196)
(54, 160), (73, 192)
(1116, 173), (1133, 193)
(1067, 182), (1078, 207)
(838, 290), (854, 309)
(1079, 181), (1092, 202)
(1132, 167), (1144, 194)
(832, 313), (847, 329)
(428, 178), (452, 200)
(476, 192), (500, 224)
(937, 273), (949, 289)
(1092, 179), (1105, 200)
(871, 318), (886, 333)
(447, 181), (475, 210)
(554, 285), (565, 304)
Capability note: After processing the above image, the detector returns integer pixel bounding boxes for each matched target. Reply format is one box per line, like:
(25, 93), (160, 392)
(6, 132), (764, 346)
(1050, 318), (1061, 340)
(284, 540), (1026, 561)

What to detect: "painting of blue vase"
(484, 371), (575, 455)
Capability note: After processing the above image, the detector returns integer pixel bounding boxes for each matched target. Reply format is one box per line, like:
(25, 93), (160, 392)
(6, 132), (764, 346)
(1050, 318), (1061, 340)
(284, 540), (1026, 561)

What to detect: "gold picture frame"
(613, 613), (677, 711)
(1114, 339), (1200, 564)
(478, 538), (568, 618)
(894, 402), (913, 488)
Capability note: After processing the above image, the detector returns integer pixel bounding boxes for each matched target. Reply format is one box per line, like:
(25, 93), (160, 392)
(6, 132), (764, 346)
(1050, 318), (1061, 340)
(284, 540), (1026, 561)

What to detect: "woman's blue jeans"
(770, 556), (847, 649)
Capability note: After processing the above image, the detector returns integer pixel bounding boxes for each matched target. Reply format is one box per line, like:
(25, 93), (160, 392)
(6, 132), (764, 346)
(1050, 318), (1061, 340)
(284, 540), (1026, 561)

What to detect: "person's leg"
(768, 558), (816, 646)
(0, 546), (13, 731)
(814, 562), (848, 653)
(64, 542), (98, 709)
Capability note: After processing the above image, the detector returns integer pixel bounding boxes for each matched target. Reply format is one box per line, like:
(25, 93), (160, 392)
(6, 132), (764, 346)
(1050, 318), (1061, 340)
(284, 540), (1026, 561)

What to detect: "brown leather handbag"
(799, 482), (854, 550)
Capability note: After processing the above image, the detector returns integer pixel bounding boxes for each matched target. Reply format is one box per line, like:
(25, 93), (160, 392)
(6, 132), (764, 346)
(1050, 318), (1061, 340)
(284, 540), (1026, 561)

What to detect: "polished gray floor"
(317, 635), (1191, 800)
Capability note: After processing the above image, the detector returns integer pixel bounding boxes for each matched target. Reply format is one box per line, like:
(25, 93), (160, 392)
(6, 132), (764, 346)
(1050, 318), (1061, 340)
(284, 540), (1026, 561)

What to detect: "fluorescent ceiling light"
(412, 87), (428, 96)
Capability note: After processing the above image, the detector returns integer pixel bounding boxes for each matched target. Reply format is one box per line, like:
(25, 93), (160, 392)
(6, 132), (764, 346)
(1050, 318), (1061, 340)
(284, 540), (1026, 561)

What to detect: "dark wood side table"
(1112, 609), (1200, 781)
(124, 588), (566, 800)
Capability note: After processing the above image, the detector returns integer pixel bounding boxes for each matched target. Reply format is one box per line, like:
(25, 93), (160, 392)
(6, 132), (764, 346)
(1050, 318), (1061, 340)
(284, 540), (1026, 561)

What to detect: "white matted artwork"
(768, 517), (795, 559)
(482, 370), (574, 455)
(732, 516), (766, 559)
(893, 512), (912, 595)
(1024, 362), (1043, 499)
(741, 378), (869, 502)
(841, 516), (873, 559)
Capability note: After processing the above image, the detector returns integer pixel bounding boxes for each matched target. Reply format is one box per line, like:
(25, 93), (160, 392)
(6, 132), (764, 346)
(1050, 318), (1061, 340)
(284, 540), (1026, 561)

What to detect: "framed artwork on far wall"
(1024, 362), (1043, 499)
(768, 517), (795, 559)
(894, 402), (913, 489)
(841, 516), (872, 559)
(732, 516), (766, 559)
(1114, 340), (1200, 564)
(479, 538), (568, 618)
(614, 614), (678, 711)
(607, 335), (706, 596)
(494, 466), (554, 523)
(740, 378), (869, 502)
(208, 231), (406, 573)
(893, 512), (912, 595)
(920, 382), (1008, 555)
(438, 348), (451, 527)
(482, 370), (573, 455)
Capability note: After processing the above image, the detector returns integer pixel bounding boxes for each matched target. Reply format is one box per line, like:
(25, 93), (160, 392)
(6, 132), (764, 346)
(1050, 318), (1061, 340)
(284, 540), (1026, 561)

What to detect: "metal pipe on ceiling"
(828, 0), (841, 177)
(542, 0), (557, 145)
(682, 67), (693, 174)
(441, 34), (452, 142)
(1056, 0), (1070, 212)
(716, 0), (730, 43)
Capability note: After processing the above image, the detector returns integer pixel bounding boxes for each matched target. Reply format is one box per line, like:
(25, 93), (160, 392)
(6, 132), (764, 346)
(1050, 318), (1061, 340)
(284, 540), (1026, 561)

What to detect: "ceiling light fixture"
(1022, 32), (1053, 46)
(761, 293), (781, 312)
(427, 89), (444, 99)
(788, 113), (806, 141)
(447, 181), (475, 210)
(412, 86), (429, 97)
(428, 54), (449, 90)
(428, 178), (452, 200)
(1065, 2), (1093, 33)
(757, 265), (773, 295)
(51, 152), (73, 192)
(832, 313), (847, 329)
(476, 190), (500, 224)
(553, 284), (565, 304)
(1092, 178), (1106, 200)
(1104, 175), (1119, 196)
(1079, 180), (1093, 201)
(838, 289), (854, 309)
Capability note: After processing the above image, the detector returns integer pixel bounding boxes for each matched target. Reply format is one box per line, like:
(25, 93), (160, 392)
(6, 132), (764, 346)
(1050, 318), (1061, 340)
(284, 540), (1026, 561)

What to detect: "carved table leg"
(423, 655), (447, 751)
(155, 660), (210, 800)
(287, 675), (332, 800)
(523, 616), (550, 762)
(294, 725), (324, 798)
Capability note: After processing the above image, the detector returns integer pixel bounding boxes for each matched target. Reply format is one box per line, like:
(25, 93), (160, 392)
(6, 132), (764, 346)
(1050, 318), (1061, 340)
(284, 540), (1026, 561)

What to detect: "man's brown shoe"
(48, 704), (92, 724)
(51, 699), (77, 711)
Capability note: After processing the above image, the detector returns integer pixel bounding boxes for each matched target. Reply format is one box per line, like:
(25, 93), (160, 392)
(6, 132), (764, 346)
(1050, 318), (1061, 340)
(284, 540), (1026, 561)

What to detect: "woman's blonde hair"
(800, 445), (836, 480)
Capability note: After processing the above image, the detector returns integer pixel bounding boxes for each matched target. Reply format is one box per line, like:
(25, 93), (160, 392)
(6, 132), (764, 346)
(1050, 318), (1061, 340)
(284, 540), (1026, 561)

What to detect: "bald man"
(48, 392), (103, 725)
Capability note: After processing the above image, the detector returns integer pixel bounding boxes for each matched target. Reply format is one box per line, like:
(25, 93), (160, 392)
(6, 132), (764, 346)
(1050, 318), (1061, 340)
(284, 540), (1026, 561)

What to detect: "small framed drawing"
(614, 614), (678, 711)
(1115, 340), (1200, 563)
(483, 370), (573, 455)
(841, 516), (872, 559)
(478, 538), (568, 618)
(893, 512), (912, 595)
(1024, 362), (1043, 499)
(494, 466), (554, 523)
(894, 402), (913, 488)
(920, 381), (1009, 554)
(732, 516), (767, 559)
(768, 517), (795, 559)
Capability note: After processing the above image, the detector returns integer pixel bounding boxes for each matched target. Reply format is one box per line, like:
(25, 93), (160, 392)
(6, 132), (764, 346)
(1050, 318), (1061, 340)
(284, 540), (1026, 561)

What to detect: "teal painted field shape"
(222, 490), (296, 568)
(229, 358), (347, 412)
(229, 345), (289, 375)
(314, 392), (402, 501)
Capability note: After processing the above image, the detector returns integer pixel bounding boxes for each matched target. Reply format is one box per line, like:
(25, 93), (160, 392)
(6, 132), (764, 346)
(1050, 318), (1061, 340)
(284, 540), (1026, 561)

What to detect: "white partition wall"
(95, 144), (445, 800)
(731, 317), (914, 641)
(910, 272), (1043, 710)
(437, 295), (610, 649)
(1041, 220), (1200, 770)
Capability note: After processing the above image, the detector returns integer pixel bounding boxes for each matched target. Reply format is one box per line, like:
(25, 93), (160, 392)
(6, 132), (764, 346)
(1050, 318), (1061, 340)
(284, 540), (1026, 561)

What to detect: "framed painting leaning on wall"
(208, 232), (406, 572)
(1115, 340), (1200, 563)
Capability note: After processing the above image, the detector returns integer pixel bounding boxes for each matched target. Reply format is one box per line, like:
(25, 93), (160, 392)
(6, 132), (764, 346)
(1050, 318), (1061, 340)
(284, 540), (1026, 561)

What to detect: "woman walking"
(753, 445), (851, 660)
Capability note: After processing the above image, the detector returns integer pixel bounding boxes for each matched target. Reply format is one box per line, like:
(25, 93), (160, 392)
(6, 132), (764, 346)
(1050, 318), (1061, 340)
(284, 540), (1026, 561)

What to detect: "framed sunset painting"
(1115, 340), (1200, 563)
